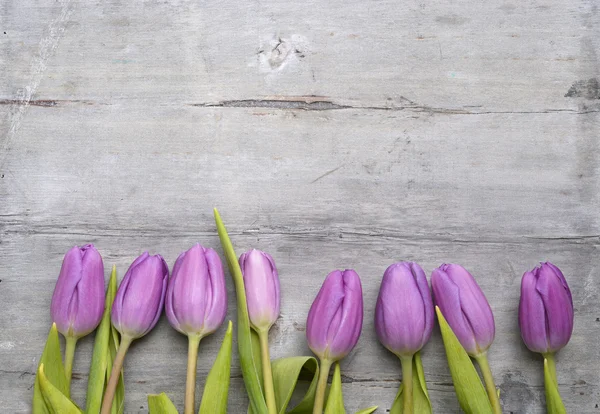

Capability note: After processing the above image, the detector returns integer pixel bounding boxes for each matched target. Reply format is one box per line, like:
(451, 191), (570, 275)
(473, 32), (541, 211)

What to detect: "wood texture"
(0, 1), (599, 413)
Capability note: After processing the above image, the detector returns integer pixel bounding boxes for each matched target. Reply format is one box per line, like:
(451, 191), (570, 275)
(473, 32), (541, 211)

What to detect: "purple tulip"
(165, 244), (227, 337)
(431, 264), (495, 356)
(51, 244), (105, 338)
(111, 252), (169, 339)
(239, 249), (280, 331)
(519, 262), (573, 354)
(375, 262), (434, 357)
(306, 269), (363, 361)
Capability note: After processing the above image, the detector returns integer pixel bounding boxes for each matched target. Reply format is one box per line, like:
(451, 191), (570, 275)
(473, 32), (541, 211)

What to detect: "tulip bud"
(239, 249), (280, 332)
(375, 262), (434, 357)
(50, 244), (105, 338)
(519, 262), (573, 354)
(306, 269), (363, 361)
(165, 244), (227, 338)
(431, 264), (495, 356)
(112, 252), (169, 339)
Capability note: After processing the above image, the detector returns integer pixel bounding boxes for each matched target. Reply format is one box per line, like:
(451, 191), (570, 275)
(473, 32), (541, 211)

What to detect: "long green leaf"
(148, 393), (178, 414)
(214, 208), (267, 414)
(390, 352), (431, 414)
(33, 323), (68, 414)
(324, 363), (346, 414)
(38, 364), (82, 414)
(86, 265), (122, 413)
(544, 358), (566, 414)
(271, 356), (319, 413)
(436, 307), (492, 414)
(199, 321), (234, 414)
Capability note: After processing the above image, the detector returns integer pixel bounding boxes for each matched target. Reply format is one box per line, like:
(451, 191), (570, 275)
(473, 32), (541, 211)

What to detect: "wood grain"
(1, 0), (599, 413)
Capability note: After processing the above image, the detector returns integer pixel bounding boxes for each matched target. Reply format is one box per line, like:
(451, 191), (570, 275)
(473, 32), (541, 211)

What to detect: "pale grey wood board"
(0, 0), (599, 413)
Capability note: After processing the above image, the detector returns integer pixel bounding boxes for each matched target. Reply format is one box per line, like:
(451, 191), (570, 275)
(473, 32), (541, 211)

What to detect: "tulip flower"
(101, 252), (169, 414)
(432, 264), (500, 414)
(375, 262), (433, 414)
(165, 244), (227, 414)
(239, 249), (280, 414)
(306, 269), (363, 414)
(519, 262), (573, 412)
(50, 244), (105, 394)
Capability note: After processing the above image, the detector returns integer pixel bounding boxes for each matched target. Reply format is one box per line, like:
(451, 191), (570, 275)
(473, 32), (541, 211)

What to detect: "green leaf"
(148, 393), (178, 414)
(38, 364), (82, 414)
(355, 407), (378, 414)
(33, 323), (68, 414)
(390, 352), (432, 414)
(271, 356), (319, 413)
(324, 363), (345, 414)
(86, 265), (123, 414)
(436, 307), (492, 414)
(214, 208), (268, 414)
(544, 358), (566, 414)
(199, 321), (234, 414)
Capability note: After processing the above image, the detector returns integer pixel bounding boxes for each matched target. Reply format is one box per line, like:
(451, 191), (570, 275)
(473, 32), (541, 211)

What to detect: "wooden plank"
(0, 0), (599, 413)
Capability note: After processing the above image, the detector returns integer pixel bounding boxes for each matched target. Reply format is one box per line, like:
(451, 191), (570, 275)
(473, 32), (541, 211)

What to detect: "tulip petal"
(518, 271), (549, 353)
(204, 247), (228, 334)
(72, 246), (105, 336)
(328, 270), (363, 360)
(307, 271), (345, 357)
(536, 264), (574, 352)
(432, 268), (478, 355)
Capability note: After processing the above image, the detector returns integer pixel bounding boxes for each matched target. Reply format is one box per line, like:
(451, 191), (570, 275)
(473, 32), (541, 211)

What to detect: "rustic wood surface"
(1, 1), (599, 413)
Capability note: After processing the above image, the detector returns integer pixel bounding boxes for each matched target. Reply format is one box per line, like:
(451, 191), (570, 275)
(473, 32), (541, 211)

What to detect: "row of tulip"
(32, 210), (574, 413)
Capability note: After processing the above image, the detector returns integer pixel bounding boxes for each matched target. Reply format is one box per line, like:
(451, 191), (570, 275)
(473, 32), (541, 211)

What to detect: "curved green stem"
(64, 336), (78, 397)
(399, 354), (414, 414)
(258, 329), (278, 414)
(313, 358), (332, 414)
(474, 353), (502, 414)
(185, 335), (202, 414)
(101, 335), (132, 414)
(543, 353), (558, 386)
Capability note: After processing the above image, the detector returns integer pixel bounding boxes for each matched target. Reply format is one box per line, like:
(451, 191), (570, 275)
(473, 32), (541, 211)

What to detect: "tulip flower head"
(51, 244), (105, 338)
(431, 263), (495, 356)
(239, 249), (280, 332)
(165, 244), (227, 338)
(375, 262), (434, 357)
(519, 262), (573, 354)
(306, 269), (363, 362)
(112, 252), (169, 340)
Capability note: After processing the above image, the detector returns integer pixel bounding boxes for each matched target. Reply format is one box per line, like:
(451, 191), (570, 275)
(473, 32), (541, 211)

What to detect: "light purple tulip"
(50, 244), (105, 338)
(165, 244), (227, 337)
(112, 252), (169, 339)
(431, 264), (495, 356)
(239, 249), (280, 331)
(375, 262), (434, 357)
(519, 262), (573, 354)
(306, 269), (363, 361)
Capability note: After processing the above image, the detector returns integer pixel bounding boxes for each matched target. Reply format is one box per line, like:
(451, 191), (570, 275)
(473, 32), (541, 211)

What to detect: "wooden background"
(1, 1), (599, 413)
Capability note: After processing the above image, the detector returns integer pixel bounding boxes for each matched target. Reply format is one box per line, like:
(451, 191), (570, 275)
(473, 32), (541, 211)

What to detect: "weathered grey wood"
(0, 0), (599, 413)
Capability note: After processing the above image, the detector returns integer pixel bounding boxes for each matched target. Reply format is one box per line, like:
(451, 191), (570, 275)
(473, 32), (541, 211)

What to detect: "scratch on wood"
(0, 0), (74, 169)
(311, 165), (344, 183)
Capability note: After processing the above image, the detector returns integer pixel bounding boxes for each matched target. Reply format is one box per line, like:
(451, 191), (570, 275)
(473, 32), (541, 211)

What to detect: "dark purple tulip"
(306, 269), (363, 361)
(51, 244), (105, 338)
(375, 262), (434, 356)
(519, 262), (573, 354)
(165, 244), (227, 337)
(431, 264), (495, 356)
(239, 249), (280, 331)
(111, 252), (169, 339)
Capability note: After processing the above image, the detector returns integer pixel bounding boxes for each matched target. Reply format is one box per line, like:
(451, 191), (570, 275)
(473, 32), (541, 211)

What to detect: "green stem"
(258, 329), (278, 414)
(399, 354), (414, 414)
(543, 353), (558, 386)
(101, 335), (132, 414)
(313, 358), (332, 414)
(64, 336), (78, 398)
(185, 335), (202, 414)
(474, 353), (502, 414)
